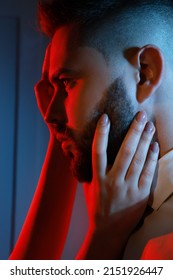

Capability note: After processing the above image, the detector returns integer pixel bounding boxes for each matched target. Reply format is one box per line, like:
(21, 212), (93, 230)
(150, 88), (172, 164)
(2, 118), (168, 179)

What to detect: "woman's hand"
(78, 111), (159, 259)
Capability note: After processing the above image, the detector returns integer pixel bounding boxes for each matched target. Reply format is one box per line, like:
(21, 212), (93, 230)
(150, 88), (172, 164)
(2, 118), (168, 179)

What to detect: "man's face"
(39, 25), (137, 182)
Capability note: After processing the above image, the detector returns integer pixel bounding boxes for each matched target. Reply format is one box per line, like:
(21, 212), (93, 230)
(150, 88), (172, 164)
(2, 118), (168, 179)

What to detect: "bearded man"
(10, 0), (173, 259)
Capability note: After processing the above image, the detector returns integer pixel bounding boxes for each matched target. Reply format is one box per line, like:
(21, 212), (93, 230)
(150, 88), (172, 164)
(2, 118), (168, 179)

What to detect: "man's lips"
(55, 132), (74, 157)
(61, 139), (75, 158)
(61, 139), (72, 150)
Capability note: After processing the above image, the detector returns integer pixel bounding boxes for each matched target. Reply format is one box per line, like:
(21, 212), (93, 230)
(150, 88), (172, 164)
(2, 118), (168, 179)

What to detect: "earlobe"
(136, 45), (164, 103)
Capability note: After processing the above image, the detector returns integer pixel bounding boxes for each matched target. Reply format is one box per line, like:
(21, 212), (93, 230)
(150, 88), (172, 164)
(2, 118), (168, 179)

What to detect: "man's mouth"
(61, 140), (74, 157)
(53, 126), (77, 159)
(55, 132), (75, 158)
(61, 139), (72, 149)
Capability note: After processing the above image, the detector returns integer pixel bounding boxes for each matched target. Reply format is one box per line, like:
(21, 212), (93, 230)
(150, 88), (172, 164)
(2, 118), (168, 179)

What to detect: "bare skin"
(9, 46), (78, 260)
(77, 112), (159, 259)
(9, 45), (159, 260)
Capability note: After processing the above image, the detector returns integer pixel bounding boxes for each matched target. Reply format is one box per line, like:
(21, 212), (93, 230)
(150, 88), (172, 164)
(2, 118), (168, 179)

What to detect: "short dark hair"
(38, 0), (173, 62)
(38, 0), (173, 36)
(38, 0), (120, 37)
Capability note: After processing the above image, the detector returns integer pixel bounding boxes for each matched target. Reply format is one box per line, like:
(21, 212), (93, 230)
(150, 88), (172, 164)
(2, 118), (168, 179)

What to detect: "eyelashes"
(60, 78), (77, 90)
(48, 78), (77, 92)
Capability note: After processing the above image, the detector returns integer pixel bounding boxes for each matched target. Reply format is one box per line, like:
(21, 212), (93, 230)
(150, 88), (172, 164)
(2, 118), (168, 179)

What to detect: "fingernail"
(99, 114), (109, 126)
(136, 111), (147, 124)
(144, 121), (155, 133)
(150, 142), (159, 153)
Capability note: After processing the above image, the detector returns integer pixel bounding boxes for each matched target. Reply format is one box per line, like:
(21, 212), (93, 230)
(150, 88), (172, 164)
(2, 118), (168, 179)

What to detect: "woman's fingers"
(92, 114), (110, 180)
(111, 111), (148, 179)
(92, 111), (158, 193)
(139, 141), (159, 190)
(126, 121), (156, 184)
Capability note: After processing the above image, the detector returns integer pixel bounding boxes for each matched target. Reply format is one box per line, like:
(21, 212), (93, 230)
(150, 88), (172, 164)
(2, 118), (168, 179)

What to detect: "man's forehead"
(52, 24), (80, 51)
(43, 25), (112, 80)
(42, 25), (78, 75)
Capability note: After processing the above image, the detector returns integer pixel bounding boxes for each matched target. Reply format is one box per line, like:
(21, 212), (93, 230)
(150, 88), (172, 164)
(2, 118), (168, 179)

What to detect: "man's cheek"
(66, 102), (87, 130)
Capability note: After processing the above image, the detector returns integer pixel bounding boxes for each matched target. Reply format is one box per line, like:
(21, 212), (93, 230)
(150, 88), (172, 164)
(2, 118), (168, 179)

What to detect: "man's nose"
(44, 90), (67, 125)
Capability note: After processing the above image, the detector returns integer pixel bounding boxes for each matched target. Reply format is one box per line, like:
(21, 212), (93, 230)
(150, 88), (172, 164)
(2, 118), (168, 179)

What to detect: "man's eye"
(60, 78), (76, 90)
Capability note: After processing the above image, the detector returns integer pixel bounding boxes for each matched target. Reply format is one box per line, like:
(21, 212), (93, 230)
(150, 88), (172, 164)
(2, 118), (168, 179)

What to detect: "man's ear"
(135, 45), (164, 103)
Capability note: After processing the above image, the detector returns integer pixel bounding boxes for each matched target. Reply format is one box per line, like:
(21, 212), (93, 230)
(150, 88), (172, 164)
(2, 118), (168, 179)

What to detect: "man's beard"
(61, 77), (135, 182)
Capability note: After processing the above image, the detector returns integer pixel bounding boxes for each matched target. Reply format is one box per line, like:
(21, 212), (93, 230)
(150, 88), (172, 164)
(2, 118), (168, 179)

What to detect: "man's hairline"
(50, 22), (116, 66)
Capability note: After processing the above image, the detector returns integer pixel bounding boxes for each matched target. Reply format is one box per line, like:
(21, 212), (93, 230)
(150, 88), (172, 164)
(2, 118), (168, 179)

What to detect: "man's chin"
(70, 154), (93, 183)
